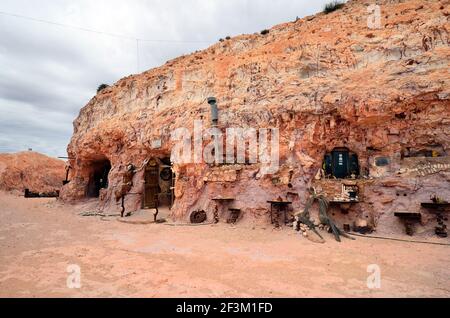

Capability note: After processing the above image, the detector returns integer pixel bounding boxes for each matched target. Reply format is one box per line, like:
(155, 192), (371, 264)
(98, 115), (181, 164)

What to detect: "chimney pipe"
(207, 97), (218, 127)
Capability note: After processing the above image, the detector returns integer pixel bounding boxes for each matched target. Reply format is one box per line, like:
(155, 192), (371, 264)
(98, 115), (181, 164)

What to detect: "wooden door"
(143, 162), (159, 209)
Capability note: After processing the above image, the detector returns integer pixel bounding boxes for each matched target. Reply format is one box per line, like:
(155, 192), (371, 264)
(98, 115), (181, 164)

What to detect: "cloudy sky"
(0, 0), (331, 158)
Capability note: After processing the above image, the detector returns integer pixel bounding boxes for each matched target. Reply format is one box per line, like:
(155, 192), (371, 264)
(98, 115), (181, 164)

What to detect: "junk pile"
(24, 189), (59, 198)
(294, 188), (355, 243)
(190, 210), (208, 224)
(333, 184), (359, 203)
(421, 195), (449, 238)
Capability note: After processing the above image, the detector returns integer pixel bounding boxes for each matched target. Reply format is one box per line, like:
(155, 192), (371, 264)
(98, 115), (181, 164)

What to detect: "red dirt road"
(0, 192), (449, 298)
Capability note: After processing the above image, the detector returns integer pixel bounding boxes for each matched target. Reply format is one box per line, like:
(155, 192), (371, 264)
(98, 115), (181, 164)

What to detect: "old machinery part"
(207, 97), (219, 126)
(160, 167), (172, 181)
(190, 210), (207, 224)
(227, 209), (241, 224)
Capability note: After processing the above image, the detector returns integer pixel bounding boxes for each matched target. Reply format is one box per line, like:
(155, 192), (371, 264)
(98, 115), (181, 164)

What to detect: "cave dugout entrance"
(142, 157), (174, 210)
(86, 159), (112, 198)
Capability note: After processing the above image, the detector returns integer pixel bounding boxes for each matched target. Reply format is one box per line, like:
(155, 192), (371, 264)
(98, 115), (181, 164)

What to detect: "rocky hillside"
(62, 0), (450, 222)
(0, 152), (66, 194)
(68, 0), (449, 161)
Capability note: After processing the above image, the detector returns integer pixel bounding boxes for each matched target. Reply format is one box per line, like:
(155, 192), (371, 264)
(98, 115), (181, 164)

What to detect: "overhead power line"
(0, 10), (215, 73)
(0, 10), (213, 43)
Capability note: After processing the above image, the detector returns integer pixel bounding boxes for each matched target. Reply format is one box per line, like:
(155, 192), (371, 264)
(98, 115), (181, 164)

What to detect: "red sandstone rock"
(61, 0), (450, 230)
(0, 152), (66, 194)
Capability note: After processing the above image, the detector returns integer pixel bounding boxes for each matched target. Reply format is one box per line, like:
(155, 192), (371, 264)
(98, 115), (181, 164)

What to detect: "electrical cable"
(0, 10), (213, 43)
(0, 10), (214, 75)
(348, 232), (450, 246)
(164, 222), (216, 227)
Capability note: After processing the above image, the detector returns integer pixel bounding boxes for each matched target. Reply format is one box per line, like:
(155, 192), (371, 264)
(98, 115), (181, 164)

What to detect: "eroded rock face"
(61, 0), (450, 230)
(0, 152), (66, 194)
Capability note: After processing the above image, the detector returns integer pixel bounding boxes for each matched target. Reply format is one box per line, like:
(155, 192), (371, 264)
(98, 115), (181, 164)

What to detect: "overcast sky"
(0, 0), (331, 158)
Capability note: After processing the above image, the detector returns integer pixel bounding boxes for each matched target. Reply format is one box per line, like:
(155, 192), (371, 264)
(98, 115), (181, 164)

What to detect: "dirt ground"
(0, 191), (449, 298)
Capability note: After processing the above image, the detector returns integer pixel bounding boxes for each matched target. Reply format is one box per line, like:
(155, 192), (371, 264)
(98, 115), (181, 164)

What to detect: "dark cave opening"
(86, 159), (112, 198)
(323, 147), (360, 179)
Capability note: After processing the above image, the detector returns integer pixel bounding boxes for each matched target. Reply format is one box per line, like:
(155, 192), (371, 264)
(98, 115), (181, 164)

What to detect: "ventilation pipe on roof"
(207, 97), (218, 127)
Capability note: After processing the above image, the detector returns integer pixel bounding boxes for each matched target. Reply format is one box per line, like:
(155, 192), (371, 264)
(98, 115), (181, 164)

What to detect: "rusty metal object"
(296, 189), (354, 242)
(268, 200), (292, 227)
(120, 195), (125, 218)
(119, 192), (142, 218)
(213, 205), (219, 224)
(227, 209), (241, 224)
(160, 167), (172, 181)
(435, 212), (448, 238)
(421, 201), (449, 238)
(394, 212), (421, 236)
(212, 197), (235, 224)
(436, 225), (448, 238)
(190, 210), (207, 224)
(24, 189), (59, 198)
(343, 224), (351, 232)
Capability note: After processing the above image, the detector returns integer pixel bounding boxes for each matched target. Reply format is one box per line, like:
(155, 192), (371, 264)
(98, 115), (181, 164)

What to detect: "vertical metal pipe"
(207, 97), (218, 126)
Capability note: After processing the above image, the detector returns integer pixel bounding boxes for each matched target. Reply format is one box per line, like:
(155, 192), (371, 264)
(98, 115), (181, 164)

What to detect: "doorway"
(142, 157), (174, 209)
(143, 159), (160, 209)
(86, 159), (111, 198)
(332, 148), (350, 179)
(323, 147), (360, 179)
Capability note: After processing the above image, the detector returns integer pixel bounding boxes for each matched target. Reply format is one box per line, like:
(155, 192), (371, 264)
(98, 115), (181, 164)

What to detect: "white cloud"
(0, 0), (331, 157)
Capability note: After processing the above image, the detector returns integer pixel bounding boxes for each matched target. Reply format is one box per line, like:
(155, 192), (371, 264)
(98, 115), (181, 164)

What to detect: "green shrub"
(97, 84), (109, 93)
(323, 1), (345, 14)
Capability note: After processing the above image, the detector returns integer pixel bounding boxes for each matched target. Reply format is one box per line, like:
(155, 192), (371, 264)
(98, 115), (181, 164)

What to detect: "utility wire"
(0, 10), (214, 73)
(348, 233), (450, 246)
(0, 10), (214, 44)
